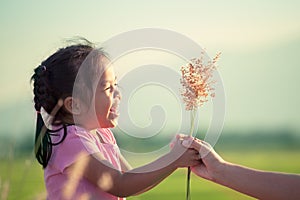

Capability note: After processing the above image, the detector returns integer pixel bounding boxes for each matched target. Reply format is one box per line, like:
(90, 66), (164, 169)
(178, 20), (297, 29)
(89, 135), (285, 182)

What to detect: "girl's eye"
(104, 83), (118, 91)
(104, 86), (111, 91)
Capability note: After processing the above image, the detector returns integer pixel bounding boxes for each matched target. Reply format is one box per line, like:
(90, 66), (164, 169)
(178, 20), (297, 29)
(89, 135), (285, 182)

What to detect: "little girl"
(31, 40), (199, 200)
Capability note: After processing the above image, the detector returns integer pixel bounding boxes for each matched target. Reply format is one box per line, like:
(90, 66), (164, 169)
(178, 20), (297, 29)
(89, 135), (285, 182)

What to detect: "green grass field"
(1, 149), (300, 200)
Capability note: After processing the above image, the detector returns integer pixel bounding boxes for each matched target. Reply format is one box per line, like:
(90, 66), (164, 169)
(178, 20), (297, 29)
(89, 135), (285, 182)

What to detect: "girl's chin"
(101, 120), (117, 129)
(101, 118), (118, 128)
(110, 119), (118, 127)
(96, 123), (116, 129)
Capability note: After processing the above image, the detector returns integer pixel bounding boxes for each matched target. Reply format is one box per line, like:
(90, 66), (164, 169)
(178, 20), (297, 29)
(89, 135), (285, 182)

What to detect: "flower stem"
(186, 109), (197, 200)
(186, 167), (191, 200)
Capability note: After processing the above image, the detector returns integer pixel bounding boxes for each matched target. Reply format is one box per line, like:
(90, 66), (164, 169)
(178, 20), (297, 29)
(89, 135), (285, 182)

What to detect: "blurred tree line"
(0, 128), (299, 159)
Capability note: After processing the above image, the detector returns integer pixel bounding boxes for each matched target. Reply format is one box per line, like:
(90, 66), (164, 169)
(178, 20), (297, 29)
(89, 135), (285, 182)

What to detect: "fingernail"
(182, 140), (191, 147)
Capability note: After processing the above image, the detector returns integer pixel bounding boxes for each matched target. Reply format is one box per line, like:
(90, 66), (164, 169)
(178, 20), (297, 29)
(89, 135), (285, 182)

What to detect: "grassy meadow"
(1, 148), (300, 200)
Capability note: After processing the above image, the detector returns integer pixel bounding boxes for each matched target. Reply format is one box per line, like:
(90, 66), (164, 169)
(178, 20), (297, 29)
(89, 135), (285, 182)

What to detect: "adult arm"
(183, 138), (300, 200)
(216, 162), (300, 200)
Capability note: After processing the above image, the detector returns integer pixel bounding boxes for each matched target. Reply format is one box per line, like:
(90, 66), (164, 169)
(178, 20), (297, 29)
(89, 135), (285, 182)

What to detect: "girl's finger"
(176, 134), (192, 140)
(182, 138), (201, 151)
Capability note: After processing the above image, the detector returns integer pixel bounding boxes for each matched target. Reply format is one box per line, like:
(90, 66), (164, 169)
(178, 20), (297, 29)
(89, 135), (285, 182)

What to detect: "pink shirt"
(44, 125), (125, 200)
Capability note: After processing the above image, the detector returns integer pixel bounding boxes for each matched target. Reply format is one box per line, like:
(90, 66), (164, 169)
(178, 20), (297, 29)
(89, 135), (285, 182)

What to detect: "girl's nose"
(114, 88), (121, 100)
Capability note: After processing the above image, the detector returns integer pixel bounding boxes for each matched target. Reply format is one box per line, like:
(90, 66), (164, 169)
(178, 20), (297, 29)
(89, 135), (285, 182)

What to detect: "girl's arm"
(68, 139), (199, 197)
(185, 138), (300, 200)
(118, 154), (155, 196)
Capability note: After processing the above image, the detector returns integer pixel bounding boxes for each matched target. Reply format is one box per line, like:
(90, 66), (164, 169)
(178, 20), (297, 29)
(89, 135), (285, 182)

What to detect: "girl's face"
(94, 62), (121, 128)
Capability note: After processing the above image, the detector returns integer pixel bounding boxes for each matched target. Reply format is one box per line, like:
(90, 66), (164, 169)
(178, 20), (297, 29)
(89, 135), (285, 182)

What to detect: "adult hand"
(181, 138), (226, 181)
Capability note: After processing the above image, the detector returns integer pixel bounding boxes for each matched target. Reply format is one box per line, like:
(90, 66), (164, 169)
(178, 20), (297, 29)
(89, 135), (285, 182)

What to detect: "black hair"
(31, 39), (106, 168)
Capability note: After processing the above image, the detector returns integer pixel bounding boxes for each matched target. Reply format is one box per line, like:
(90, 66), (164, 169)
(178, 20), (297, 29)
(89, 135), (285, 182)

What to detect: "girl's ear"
(63, 97), (81, 115)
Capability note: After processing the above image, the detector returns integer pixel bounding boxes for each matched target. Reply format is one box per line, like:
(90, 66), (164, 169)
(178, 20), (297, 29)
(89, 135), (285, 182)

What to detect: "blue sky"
(1, 0), (300, 136)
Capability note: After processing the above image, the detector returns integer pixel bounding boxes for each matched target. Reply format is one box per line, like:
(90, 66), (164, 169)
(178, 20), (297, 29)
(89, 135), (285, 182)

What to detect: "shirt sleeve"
(51, 126), (99, 173)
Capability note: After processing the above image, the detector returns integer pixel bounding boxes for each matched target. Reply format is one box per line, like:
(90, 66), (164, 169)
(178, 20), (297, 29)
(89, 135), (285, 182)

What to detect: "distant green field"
(1, 149), (300, 200)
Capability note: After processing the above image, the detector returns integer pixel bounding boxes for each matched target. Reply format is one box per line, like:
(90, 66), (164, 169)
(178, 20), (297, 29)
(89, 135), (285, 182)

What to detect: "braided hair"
(31, 41), (99, 168)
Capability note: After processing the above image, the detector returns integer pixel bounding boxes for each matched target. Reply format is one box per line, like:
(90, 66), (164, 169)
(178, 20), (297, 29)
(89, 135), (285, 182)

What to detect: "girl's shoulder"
(51, 125), (115, 145)
(50, 124), (94, 144)
(47, 125), (101, 173)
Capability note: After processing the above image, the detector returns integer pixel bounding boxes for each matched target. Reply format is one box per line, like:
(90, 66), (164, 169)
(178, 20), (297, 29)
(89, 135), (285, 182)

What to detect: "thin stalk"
(186, 109), (197, 200)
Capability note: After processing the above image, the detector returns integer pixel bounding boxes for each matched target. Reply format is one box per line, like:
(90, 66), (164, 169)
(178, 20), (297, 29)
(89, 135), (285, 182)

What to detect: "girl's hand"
(181, 137), (226, 181)
(168, 134), (200, 168)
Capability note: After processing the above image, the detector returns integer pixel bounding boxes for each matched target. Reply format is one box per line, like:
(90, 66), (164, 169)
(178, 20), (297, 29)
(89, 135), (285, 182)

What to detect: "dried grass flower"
(180, 52), (221, 110)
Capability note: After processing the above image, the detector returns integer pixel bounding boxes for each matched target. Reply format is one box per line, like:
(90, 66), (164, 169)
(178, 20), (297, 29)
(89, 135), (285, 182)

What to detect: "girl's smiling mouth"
(109, 107), (119, 115)
(109, 100), (120, 119)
